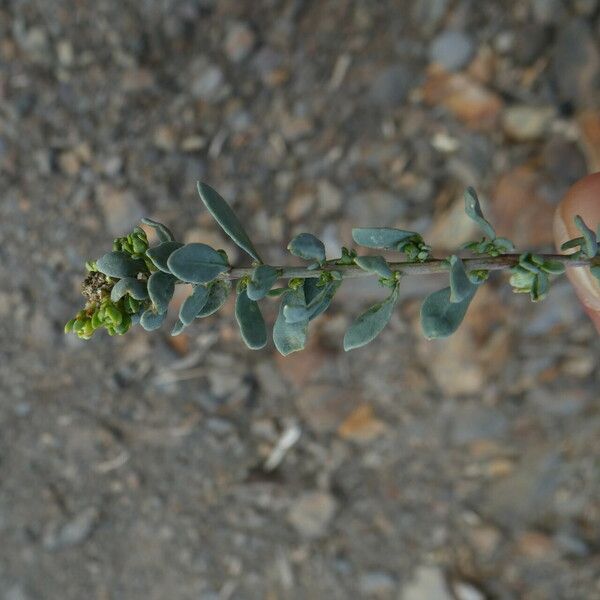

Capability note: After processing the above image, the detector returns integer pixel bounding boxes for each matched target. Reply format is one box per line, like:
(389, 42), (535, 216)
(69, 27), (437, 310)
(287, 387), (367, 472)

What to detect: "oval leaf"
(148, 271), (176, 314)
(273, 288), (308, 356)
(179, 284), (209, 325)
(448, 255), (475, 303)
(197, 280), (232, 318)
(352, 228), (417, 250)
(302, 279), (340, 321)
(247, 265), (279, 300)
(464, 187), (496, 240)
(420, 285), (477, 340)
(140, 309), (167, 331)
(96, 251), (146, 278)
(141, 218), (175, 242)
(343, 284), (400, 351)
(110, 277), (148, 302)
(574, 215), (597, 258)
(354, 255), (393, 278)
(287, 233), (326, 263)
(146, 241), (184, 273)
(167, 243), (229, 284)
(235, 289), (267, 349)
(197, 181), (262, 263)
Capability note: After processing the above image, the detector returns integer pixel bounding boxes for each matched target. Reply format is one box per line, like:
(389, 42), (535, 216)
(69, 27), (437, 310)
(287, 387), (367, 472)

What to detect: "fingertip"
(554, 172), (600, 332)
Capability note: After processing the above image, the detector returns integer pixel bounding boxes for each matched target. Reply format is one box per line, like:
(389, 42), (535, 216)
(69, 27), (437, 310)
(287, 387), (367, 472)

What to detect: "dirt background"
(1, 1), (600, 598)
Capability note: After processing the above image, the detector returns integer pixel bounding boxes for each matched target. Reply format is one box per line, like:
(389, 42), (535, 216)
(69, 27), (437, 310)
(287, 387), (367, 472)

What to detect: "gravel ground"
(1, 1), (599, 599)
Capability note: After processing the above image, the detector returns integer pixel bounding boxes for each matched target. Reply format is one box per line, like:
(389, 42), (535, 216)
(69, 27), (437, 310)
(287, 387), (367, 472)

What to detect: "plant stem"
(221, 254), (596, 281)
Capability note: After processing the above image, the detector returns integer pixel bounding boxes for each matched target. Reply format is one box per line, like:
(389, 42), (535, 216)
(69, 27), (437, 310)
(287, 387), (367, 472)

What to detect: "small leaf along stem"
(224, 254), (595, 282)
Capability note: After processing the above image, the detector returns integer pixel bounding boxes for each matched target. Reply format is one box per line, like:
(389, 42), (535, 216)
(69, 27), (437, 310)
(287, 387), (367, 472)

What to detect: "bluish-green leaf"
(448, 255), (475, 303)
(302, 279), (341, 321)
(354, 255), (393, 278)
(140, 309), (166, 331)
(352, 228), (417, 250)
(110, 277), (148, 302)
(493, 237), (515, 251)
(96, 251), (146, 278)
(197, 280), (232, 317)
(167, 243), (229, 284)
(247, 265), (279, 300)
(574, 215), (598, 258)
(179, 284), (209, 325)
(148, 271), (176, 314)
(235, 289), (267, 349)
(197, 181), (262, 263)
(273, 288), (308, 355)
(561, 237), (585, 251)
(287, 233), (326, 263)
(141, 218), (175, 242)
(420, 285), (477, 340)
(146, 241), (184, 273)
(540, 260), (565, 275)
(171, 319), (187, 336)
(343, 284), (400, 351)
(464, 187), (496, 240)
(530, 271), (549, 302)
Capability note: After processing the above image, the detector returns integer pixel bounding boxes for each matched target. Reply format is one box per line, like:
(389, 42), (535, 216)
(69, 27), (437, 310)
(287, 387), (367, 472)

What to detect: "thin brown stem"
(221, 254), (596, 281)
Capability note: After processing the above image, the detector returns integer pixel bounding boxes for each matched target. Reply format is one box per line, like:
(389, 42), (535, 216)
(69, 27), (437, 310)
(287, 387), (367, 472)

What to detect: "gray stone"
(287, 491), (337, 538)
(430, 31), (474, 72)
(532, 0), (565, 24)
(411, 0), (449, 34)
(96, 185), (145, 237)
(359, 571), (397, 596)
(43, 507), (99, 550)
(225, 22), (255, 63)
(191, 63), (225, 101)
(369, 65), (414, 108)
(502, 105), (554, 142)
(553, 19), (600, 108)
(402, 567), (451, 600)
(451, 406), (508, 445)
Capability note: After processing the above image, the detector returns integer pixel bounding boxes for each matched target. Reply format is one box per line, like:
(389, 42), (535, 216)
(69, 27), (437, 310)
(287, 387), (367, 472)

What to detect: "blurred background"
(1, 1), (599, 598)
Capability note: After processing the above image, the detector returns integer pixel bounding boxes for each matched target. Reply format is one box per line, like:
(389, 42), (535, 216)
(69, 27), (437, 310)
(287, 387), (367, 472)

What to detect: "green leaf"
(197, 279), (232, 317)
(302, 279), (340, 321)
(197, 181), (262, 263)
(179, 285), (209, 325)
(110, 277), (149, 302)
(420, 285), (477, 340)
(448, 255), (475, 303)
(493, 237), (515, 252)
(148, 271), (176, 314)
(235, 289), (267, 349)
(574, 215), (598, 258)
(591, 264), (600, 283)
(273, 288), (308, 356)
(266, 287), (288, 297)
(343, 284), (400, 351)
(140, 309), (166, 331)
(146, 241), (184, 273)
(464, 187), (496, 240)
(167, 243), (229, 283)
(141, 218), (175, 242)
(530, 271), (549, 302)
(352, 228), (417, 250)
(540, 260), (565, 275)
(354, 255), (393, 278)
(247, 265), (279, 300)
(560, 237), (585, 251)
(287, 233), (326, 263)
(171, 319), (187, 336)
(96, 251), (146, 278)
